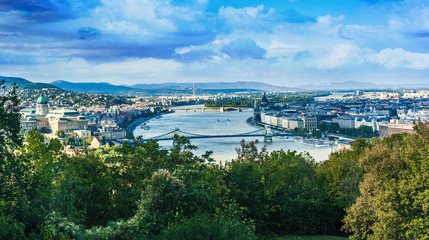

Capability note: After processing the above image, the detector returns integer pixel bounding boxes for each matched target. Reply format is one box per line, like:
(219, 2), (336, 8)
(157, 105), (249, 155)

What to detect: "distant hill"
(129, 81), (294, 91)
(298, 81), (429, 90)
(51, 80), (142, 94)
(0, 76), (58, 89)
(298, 81), (380, 90)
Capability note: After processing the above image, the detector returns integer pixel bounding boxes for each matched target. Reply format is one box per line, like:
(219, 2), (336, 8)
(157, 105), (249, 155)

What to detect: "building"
(355, 117), (378, 132)
(302, 116), (318, 131)
(90, 137), (102, 149)
(260, 93), (270, 110)
(288, 118), (304, 129)
(20, 96), (88, 133)
(254, 93), (270, 122)
(74, 130), (92, 138)
(333, 117), (355, 129)
(36, 96), (49, 115)
(102, 129), (126, 140)
(379, 123), (414, 138)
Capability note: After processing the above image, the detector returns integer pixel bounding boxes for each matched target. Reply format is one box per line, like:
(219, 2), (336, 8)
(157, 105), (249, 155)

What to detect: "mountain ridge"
(0, 76), (58, 89)
(127, 81), (295, 91)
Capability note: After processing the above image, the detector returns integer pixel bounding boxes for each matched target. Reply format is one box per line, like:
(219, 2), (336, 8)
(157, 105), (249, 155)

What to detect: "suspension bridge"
(172, 106), (250, 112)
(139, 126), (303, 143)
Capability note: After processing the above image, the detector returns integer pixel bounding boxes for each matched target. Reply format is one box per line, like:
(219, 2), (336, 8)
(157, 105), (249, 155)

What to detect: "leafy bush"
(156, 211), (256, 240)
(0, 215), (26, 240)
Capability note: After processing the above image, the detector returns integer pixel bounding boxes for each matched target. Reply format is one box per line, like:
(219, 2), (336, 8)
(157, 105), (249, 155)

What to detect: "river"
(134, 105), (336, 163)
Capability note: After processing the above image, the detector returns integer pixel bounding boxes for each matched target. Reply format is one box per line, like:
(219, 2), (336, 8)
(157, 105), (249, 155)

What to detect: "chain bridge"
(139, 126), (303, 143)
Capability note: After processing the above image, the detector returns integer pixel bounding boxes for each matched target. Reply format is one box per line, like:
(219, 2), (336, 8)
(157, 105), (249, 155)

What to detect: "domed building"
(36, 96), (49, 116)
(20, 95), (88, 133)
(254, 93), (270, 122)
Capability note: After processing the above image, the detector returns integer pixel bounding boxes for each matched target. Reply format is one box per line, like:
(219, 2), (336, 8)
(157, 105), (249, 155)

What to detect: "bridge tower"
(173, 128), (180, 146)
(264, 125), (273, 143)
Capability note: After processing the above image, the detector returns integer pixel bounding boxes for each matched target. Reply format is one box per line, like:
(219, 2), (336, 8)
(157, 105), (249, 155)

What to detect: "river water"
(134, 105), (336, 163)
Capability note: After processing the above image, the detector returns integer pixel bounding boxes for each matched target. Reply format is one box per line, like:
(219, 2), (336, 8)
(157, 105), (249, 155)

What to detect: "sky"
(0, 0), (429, 87)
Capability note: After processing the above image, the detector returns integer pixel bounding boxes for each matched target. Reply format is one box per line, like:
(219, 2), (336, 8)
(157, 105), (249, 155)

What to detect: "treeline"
(319, 122), (377, 138)
(204, 92), (329, 108)
(3, 125), (429, 239)
(2, 84), (429, 239)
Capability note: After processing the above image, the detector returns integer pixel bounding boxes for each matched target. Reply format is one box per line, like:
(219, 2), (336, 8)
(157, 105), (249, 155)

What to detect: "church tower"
(253, 99), (261, 121)
(36, 96), (49, 116)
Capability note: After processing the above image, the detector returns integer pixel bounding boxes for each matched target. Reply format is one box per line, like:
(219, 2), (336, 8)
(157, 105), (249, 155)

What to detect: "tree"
(227, 142), (333, 235)
(53, 154), (114, 227)
(343, 122), (429, 239)
(312, 130), (322, 139)
(125, 131), (134, 139)
(55, 129), (65, 138)
(65, 136), (75, 145)
(0, 80), (21, 156)
(316, 138), (369, 232)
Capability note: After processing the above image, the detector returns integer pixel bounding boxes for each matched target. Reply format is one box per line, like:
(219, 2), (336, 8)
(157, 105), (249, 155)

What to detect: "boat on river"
(295, 138), (330, 147)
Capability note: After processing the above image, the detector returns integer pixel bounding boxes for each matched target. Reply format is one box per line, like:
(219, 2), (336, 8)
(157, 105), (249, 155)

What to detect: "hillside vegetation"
(1, 76), (58, 89)
(1, 82), (429, 239)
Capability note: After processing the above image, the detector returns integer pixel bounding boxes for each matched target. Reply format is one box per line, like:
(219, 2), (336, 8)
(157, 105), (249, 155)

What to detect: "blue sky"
(0, 0), (428, 86)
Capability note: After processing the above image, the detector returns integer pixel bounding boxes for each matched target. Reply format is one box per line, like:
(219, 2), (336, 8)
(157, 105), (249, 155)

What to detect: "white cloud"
(266, 40), (302, 58)
(310, 14), (345, 37)
(388, 0), (429, 31)
(218, 5), (276, 30)
(92, 0), (210, 36)
(368, 48), (429, 69)
(308, 44), (367, 69)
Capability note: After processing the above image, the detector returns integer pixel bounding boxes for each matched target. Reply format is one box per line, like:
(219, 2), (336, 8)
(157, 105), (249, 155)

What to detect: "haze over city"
(0, 0), (428, 86)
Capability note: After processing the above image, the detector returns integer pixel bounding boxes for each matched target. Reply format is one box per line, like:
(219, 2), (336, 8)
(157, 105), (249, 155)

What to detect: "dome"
(36, 96), (48, 104)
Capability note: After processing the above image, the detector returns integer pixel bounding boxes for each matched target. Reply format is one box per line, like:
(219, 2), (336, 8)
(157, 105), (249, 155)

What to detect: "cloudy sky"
(0, 0), (428, 86)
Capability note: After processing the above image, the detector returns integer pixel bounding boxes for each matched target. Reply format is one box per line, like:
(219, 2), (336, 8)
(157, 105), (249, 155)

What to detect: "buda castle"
(20, 96), (88, 133)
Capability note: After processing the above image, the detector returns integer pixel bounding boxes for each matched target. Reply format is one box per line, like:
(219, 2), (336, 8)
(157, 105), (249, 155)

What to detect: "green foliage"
(312, 130), (322, 139)
(226, 141), (334, 235)
(125, 131), (134, 139)
(276, 236), (347, 240)
(2, 79), (428, 240)
(56, 130), (65, 138)
(65, 136), (75, 146)
(343, 122), (429, 239)
(294, 127), (309, 134)
(156, 210), (256, 240)
(316, 138), (369, 232)
(0, 215), (26, 240)
(319, 122), (376, 138)
(53, 154), (114, 227)
(0, 80), (21, 155)
(40, 127), (49, 133)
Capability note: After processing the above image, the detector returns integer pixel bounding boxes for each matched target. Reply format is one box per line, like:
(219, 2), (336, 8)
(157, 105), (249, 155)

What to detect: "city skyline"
(1, 0), (429, 86)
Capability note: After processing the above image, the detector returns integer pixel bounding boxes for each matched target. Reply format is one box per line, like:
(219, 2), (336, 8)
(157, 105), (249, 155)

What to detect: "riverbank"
(126, 110), (174, 134)
(247, 117), (303, 134)
(247, 117), (340, 147)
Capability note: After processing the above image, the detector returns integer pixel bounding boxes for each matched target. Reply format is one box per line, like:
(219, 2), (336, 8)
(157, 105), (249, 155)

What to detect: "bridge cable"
(145, 131), (175, 140)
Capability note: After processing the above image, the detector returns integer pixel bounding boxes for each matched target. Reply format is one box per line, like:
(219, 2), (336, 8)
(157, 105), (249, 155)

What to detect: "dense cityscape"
(1, 0), (429, 239)
(1, 80), (428, 239)
(16, 87), (429, 157)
